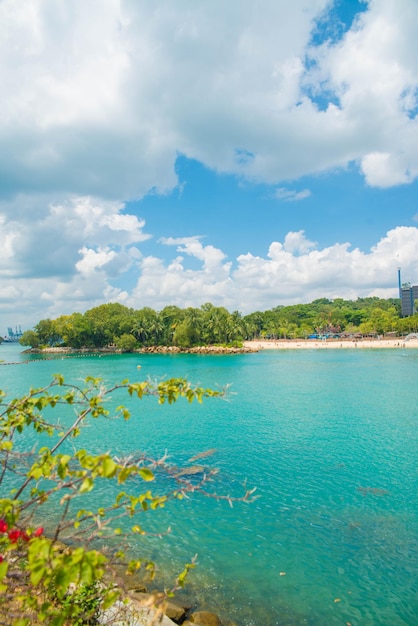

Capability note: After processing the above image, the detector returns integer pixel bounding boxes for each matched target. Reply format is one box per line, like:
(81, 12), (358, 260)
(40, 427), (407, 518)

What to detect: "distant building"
(400, 285), (418, 317)
(398, 269), (418, 317)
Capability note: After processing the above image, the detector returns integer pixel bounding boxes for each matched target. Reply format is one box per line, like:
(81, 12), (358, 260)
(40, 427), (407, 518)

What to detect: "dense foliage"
(244, 297), (418, 339)
(19, 298), (418, 350)
(0, 375), (253, 624)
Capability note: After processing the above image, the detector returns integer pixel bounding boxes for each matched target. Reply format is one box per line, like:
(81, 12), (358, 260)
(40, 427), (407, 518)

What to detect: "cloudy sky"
(1, 0), (418, 334)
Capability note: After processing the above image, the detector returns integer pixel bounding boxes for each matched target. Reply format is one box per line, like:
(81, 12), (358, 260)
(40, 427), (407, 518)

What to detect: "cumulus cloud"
(0, 0), (417, 202)
(122, 226), (418, 314)
(2, 226), (418, 328)
(0, 195), (149, 279)
(282, 231), (317, 254)
(160, 237), (230, 271)
(308, 0), (418, 187)
(1, 1), (418, 330)
(361, 152), (415, 187)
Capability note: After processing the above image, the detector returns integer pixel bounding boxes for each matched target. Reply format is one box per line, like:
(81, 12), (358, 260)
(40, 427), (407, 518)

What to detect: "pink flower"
(33, 527), (43, 537)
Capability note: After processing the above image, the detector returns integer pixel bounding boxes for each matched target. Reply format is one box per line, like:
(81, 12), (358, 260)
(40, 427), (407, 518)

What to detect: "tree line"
(19, 297), (418, 350)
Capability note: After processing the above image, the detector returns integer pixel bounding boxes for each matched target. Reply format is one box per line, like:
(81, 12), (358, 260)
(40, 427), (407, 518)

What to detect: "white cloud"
(274, 188), (312, 201)
(76, 247), (117, 276)
(282, 231), (317, 254)
(361, 152), (415, 187)
(0, 195), (149, 280)
(124, 226), (418, 314)
(308, 0), (418, 187)
(160, 236), (229, 271)
(1, 0), (417, 201)
(1, 1), (418, 331)
(2, 226), (418, 330)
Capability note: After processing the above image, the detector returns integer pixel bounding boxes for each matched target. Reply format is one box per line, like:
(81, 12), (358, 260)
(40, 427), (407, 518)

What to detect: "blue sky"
(131, 157), (418, 264)
(1, 0), (418, 333)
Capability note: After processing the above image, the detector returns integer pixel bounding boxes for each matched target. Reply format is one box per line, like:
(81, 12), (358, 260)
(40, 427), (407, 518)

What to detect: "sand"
(244, 338), (418, 350)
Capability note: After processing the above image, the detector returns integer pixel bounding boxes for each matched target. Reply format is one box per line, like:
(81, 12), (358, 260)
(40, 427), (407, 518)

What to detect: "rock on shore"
(27, 345), (258, 356)
(99, 591), (227, 626)
(137, 345), (257, 354)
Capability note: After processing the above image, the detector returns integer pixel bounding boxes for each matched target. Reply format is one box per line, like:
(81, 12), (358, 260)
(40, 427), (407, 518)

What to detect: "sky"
(1, 0), (418, 334)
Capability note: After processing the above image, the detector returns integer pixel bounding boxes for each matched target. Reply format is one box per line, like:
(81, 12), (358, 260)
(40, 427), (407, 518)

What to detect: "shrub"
(0, 375), (254, 624)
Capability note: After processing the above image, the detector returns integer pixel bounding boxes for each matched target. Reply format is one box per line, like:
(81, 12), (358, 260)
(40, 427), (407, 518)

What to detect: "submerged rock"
(184, 610), (223, 625)
(171, 464), (206, 478)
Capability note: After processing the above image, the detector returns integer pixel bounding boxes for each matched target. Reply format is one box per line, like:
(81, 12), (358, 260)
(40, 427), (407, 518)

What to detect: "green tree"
(115, 333), (138, 352)
(173, 319), (200, 348)
(85, 303), (136, 347)
(19, 330), (40, 349)
(53, 313), (92, 348)
(226, 310), (247, 343)
(34, 319), (61, 346)
(147, 312), (164, 345)
(159, 306), (184, 344)
(131, 308), (161, 346)
(243, 311), (264, 339)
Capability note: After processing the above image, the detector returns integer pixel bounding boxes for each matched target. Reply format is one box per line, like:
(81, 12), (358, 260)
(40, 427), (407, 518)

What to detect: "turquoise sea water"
(1, 344), (417, 625)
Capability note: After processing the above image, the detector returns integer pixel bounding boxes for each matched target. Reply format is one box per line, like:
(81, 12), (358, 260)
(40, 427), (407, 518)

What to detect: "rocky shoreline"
(25, 344), (258, 356)
(136, 345), (257, 354)
(100, 578), (229, 626)
(103, 578), (231, 626)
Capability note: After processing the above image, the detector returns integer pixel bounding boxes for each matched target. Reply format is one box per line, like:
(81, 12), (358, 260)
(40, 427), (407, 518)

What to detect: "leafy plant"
(0, 375), (255, 624)
(58, 581), (102, 625)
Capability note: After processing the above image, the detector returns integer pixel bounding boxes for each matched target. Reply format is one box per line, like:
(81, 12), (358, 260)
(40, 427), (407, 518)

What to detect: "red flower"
(0, 519), (7, 533)
(0, 555), (3, 563)
(8, 529), (21, 543)
(33, 527), (43, 537)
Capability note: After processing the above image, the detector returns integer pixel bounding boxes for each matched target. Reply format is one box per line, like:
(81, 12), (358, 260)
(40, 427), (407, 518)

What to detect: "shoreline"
(17, 337), (418, 358)
(244, 337), (418, 350)
(23, 345), (258, 356)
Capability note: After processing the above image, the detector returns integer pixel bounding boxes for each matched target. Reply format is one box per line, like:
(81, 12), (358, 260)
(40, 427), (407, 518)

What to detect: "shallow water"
(1, 344), (417, 625)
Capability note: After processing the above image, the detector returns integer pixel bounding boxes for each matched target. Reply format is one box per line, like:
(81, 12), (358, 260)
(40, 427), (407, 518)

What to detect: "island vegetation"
(18, 297), (418, 351)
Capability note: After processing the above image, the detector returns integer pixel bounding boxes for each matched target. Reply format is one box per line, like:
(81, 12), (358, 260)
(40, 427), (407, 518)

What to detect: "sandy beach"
(244, 337), (418, 350)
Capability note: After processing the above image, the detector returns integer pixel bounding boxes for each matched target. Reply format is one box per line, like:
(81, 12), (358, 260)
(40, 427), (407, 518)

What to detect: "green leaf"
(29, 466), (43, 480)
(138, 467), (154, 481)
(30, 563), (47, 586)
(57, 454), (72, 479)
(79, 477), (94, 493)
(0, 560), (9, 581)
(101, 457), (117, 478)
(117, 467), (133, 484)
(101, 589), (120, 610)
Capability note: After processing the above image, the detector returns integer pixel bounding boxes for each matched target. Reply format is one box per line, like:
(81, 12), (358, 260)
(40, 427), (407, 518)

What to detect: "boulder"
(99, 598), (176, 625)
(125, 591), (187, 624)
(165, 599), (188, 622)
(185, 610), (222, 625)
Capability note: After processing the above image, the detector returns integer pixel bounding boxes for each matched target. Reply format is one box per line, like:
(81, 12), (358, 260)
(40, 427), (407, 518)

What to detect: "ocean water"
(1, 344), (417, 625)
